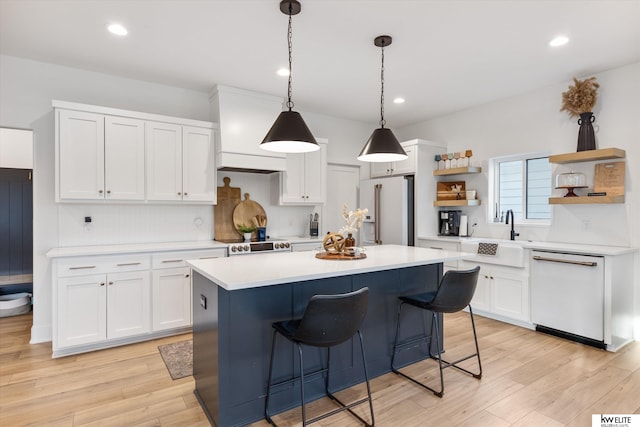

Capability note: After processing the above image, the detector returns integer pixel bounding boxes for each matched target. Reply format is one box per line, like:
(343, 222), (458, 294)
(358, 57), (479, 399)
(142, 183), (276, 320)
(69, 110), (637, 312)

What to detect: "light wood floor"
(1, 312), (639, 426)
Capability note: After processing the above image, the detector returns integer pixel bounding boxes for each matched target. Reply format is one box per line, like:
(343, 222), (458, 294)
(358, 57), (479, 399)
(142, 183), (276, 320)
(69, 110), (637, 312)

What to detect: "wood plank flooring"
(1, 311), (638, 426)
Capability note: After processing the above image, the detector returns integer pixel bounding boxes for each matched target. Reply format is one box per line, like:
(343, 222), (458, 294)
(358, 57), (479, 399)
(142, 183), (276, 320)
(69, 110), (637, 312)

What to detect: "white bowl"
(465, 190), (476, 200)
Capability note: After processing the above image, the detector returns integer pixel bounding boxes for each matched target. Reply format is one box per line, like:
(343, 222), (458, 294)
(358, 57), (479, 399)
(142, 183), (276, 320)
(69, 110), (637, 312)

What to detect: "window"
(489, 153), (551, 223)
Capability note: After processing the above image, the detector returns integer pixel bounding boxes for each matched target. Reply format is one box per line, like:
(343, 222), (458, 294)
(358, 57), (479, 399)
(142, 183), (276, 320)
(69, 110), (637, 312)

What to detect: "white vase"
(243, 232), (252, 241)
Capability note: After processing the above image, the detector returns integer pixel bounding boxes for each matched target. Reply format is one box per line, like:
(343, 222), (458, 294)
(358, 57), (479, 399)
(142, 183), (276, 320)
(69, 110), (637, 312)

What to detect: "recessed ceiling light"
(276, 68), (290, 77)
(393, 97), (405, 104)
(549, 35), (569, 47)
(108, 23), (128, 36)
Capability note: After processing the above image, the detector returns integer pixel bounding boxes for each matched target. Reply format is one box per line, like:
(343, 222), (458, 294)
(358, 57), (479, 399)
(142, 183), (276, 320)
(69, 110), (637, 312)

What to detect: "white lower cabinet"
(52, 246), (226, 357)
(58, 270), (150, 348)
(461, 260), (530, 326)
(152, 267), (191, 331)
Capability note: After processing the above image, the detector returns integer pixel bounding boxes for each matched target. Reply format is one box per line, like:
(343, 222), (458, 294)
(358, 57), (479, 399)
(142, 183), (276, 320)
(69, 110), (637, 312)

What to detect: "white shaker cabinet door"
(58, 274), (107, 348)
(182, 126), (215, 202)
(152, 267), (192, 331)
(303, 144), (326, 204)
(58, 110), (105, 200)
(104, 116), (145, 200)
(392, 144), (417, 176)
(106, 270), (151, 339)
(280, 153), (305, 203)
(146, 122), (183, 201)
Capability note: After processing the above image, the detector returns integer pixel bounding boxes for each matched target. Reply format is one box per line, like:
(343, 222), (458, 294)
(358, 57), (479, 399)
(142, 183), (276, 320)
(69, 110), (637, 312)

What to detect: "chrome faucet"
(505, 209), (519, 241)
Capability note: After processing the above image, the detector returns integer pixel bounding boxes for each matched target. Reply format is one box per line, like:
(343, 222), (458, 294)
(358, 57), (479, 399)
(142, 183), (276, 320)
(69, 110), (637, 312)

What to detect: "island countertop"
(187, 244), (473, 291)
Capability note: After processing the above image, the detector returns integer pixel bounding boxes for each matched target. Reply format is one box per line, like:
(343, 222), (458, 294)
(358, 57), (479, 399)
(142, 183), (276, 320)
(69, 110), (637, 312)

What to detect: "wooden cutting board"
(214, 177), (241, 241)
(233, 193), (267, 239)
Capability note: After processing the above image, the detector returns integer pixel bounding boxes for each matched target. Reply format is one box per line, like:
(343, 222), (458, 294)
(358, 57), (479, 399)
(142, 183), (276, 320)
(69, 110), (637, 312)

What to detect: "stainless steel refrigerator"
(359, 175), (414, 246)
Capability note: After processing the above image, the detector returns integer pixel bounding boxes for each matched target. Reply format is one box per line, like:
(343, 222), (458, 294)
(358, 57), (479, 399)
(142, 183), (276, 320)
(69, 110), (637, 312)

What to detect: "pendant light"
(358, 35), (407, 162)
(261, 0), (319, 153)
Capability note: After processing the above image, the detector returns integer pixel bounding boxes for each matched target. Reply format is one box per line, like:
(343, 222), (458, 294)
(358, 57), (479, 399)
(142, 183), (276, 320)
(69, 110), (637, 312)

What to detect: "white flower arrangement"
(338, 203), (368, 236)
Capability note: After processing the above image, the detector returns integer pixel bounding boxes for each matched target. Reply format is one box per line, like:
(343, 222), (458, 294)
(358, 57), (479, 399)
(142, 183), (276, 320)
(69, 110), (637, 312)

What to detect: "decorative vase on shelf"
(576, 112), (596, 152)
(345, 233), (356, 248)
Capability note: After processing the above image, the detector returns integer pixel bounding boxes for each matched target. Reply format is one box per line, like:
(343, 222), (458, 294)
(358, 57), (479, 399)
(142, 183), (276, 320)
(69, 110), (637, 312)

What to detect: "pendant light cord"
(286, 5), (294, 111)
(379, 42), (386, 128)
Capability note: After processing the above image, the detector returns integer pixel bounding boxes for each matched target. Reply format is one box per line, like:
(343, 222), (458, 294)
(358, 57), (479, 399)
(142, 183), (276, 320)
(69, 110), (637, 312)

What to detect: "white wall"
(397, 62), (640, 338)
(0, 128), (33, 169)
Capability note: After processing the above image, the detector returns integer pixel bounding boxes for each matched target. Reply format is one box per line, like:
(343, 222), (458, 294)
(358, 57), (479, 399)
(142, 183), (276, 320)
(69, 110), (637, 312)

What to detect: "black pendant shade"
(358, 34), (407, 163)
(357, 127), (406, 162)
(261, 110), (319, 153)
(261, 0), (318, 154)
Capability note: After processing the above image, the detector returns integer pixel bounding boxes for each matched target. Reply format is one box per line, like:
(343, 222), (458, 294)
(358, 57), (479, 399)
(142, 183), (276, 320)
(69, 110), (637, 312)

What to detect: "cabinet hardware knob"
(185, 274), (190, 278)
(108, 281), (114, 285)
(106, 190), (111, 194)
(184, 192), (188, 196)
(98, 190), (103, 194)
(490, 276), (494, 280)
(100, 282), (105, 286)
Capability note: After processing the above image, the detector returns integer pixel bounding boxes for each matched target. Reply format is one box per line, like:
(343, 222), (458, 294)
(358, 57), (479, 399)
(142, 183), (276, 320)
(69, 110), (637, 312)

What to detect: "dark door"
(0, 168), (33, 280)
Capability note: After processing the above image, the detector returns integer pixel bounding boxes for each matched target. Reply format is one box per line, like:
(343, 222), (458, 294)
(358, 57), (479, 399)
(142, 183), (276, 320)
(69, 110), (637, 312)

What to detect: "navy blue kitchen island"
(188, 245), (470, 426)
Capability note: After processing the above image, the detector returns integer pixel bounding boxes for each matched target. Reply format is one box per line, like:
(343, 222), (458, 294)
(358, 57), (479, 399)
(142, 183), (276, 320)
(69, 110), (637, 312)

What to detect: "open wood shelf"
(433, 166), (482, 176)
(548, 148), (625, 164)
(433, 199), (481, 207)
(548, 195), (625, 205)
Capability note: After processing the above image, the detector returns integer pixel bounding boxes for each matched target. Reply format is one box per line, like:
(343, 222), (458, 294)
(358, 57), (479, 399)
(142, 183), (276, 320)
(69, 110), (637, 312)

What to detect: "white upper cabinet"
(104, 116), (145, 200)
(145, 122), (183, 201)
(58, 109), (105, 200)
(146, 123), (215, 203)
(58, 110), (145, 201)
(369, 142), (417, 178)
(279, 139), (327, 205)
(54, 100), (216, 204)
(182, 126), (215, 202)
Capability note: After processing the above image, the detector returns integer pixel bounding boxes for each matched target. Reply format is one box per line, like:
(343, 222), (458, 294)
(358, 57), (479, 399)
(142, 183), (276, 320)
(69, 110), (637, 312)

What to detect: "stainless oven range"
(224, 240), (292, 256)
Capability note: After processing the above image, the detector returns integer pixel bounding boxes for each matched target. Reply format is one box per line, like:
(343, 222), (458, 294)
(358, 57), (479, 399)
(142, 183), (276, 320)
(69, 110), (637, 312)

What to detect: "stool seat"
(265, 287), (375, 426)
(392, 266), (482, 398)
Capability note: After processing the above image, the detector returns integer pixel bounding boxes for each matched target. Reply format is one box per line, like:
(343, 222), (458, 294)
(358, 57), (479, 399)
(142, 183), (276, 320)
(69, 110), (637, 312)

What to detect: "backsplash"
(56, 171), (318, 247)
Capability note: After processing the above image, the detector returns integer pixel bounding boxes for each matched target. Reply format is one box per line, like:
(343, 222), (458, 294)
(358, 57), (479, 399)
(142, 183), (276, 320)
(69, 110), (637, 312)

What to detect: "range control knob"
(244, 245), (250, 251)
(237, 246), (243, 252)
(275, 243), (281, 249)
(284, 242), (290, 248)
(231, 246), (237, 252)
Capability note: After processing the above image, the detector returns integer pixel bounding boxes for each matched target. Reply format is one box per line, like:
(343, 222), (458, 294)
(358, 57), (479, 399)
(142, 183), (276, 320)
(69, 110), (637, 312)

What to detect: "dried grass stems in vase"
(560, 77), (599, 118)
(560, 76), (600, 152)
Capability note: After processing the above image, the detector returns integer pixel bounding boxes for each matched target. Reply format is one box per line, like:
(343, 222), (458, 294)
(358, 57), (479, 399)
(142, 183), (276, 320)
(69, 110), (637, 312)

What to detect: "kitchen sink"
(460, 239), (525, 268)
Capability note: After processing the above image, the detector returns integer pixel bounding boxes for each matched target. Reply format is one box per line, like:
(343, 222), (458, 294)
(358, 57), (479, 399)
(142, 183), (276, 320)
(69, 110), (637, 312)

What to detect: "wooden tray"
(214, 177), (242, 241)
(315, 252), (367, 260)
(232, 193), (267, 239)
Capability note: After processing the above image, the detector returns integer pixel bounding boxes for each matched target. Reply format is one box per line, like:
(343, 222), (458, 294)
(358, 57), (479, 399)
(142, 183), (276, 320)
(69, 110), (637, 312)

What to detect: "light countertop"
(418, 235), (637, 256)
(47, 240), (227, 258)
(187, 244), (473, 291)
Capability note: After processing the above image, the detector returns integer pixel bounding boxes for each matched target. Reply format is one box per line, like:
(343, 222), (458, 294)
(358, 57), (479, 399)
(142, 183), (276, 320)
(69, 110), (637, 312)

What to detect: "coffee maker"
(438, 210), (462, 236)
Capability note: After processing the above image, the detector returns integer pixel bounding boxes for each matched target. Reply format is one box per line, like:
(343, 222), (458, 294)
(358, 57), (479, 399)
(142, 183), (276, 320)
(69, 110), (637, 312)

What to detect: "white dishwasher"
(530, 250), (605, 347)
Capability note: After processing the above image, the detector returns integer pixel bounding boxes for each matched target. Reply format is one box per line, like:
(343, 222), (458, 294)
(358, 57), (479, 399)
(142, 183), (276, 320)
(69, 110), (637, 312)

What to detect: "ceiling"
(1, 0), (639, 128)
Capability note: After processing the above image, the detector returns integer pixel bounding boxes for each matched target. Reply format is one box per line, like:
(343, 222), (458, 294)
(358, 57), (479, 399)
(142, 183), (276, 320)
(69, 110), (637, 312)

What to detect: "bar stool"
(265, 287), (374, 426)
(391, 266), (482, 397)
